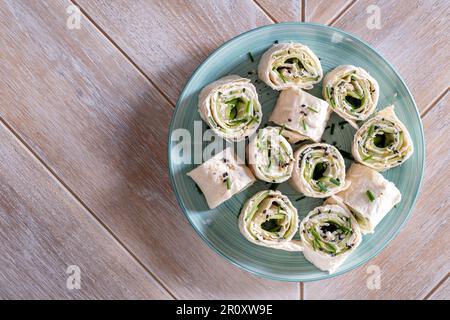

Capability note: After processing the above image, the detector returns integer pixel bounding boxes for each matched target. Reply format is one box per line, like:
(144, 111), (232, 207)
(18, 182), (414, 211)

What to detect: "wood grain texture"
(76, 0), (272, 104)
(254, 0), (301, 22)
(428, 276), (450, 300)
(0, 122), (171, 299)
(304, 92), (450, 299)
(331, 0), (450, 113)
(0, 0), (298, 299)
(305, 0), (354, 24)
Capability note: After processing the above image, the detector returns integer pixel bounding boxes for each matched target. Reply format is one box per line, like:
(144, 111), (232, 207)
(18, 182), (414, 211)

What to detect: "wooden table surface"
(0, 0), (448, 300)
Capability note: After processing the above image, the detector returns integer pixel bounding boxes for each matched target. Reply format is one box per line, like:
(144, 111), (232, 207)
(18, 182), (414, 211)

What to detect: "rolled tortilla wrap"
(258, 43), (323, 91)
(290, 143), (349, 198)
(187, 148), (256, 209)
(300, 204), (362, 273)
(323, 65), (379, 128)
(198, 75), (262, 142)
(330, 163), (402, 234)
(269, 88), (331, 143)
(239, 190), (303, 251)
(352, 105), (414, 171)
(247, 127), (294, 183)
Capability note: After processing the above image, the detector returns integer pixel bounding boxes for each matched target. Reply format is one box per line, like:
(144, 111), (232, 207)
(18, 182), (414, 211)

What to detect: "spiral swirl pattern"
(247, 127), (294, 183)
(239, 190), (302, 251)
(198, 75), (262, 142)
(290, 143), (348, 198)
(258, 43), (323, 90)
(323, 65), (379, 128)
(352, 105), (413, 171)
(300, 204), (362, 273)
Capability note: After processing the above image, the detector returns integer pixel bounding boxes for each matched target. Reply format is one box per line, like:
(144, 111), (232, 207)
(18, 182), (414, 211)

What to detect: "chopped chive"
(302, 119), (307, 131)
(338, 121), (348, 126)
(248, 52), (254, 62)
(330, 178), (341, 186)
(368, 125), (375, 136)
(307, 106), (318, 113)
(363, 155), (373, 161)
(330, 123), (335, 135)
(225, 177), (231, 190)
(366, 190), (375, 202)
(317, 181), (328, 192)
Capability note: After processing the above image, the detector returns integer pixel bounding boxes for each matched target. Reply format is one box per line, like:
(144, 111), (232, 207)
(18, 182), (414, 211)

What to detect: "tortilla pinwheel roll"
(331, 163), (401, 234)
(290, 143), (349, 198)
(352, 105), (414, 171)
(258, 43), (323, 91)
(239, 190), (303, 251)
(198, 75), (262, 142)
(247, 127), (295, 183)
(323, 65), (379, 128)
(300, 204), (362, 273)
(269, 88), (331, 143)
(187, 148), (256, 209)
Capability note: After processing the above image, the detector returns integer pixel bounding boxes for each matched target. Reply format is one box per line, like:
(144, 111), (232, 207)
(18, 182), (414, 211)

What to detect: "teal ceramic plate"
(168, 23), (424, 281)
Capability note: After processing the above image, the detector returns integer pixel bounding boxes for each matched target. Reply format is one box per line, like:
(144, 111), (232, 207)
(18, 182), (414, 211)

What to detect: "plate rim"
(167, 22), (425, 282)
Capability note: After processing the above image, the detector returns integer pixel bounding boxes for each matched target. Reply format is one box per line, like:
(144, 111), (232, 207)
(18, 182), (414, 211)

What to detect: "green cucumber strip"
(208, 116), (218, 129)
(244, 191), (269, 222)
(225, 105), (237, 119)
(270, 214), (285, 220)
(273, 68), (287, 83)
(317, 181), (328, 192)
(325, 242), (337, 253)
(330, 178), (340, 186)
(326, 86), (336, 109)
(346, 90), (363, 100)
(245, 100), (251, 113)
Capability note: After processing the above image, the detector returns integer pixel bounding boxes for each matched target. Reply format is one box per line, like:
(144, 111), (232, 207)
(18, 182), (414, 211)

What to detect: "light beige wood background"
(0, 0), (448, 299)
